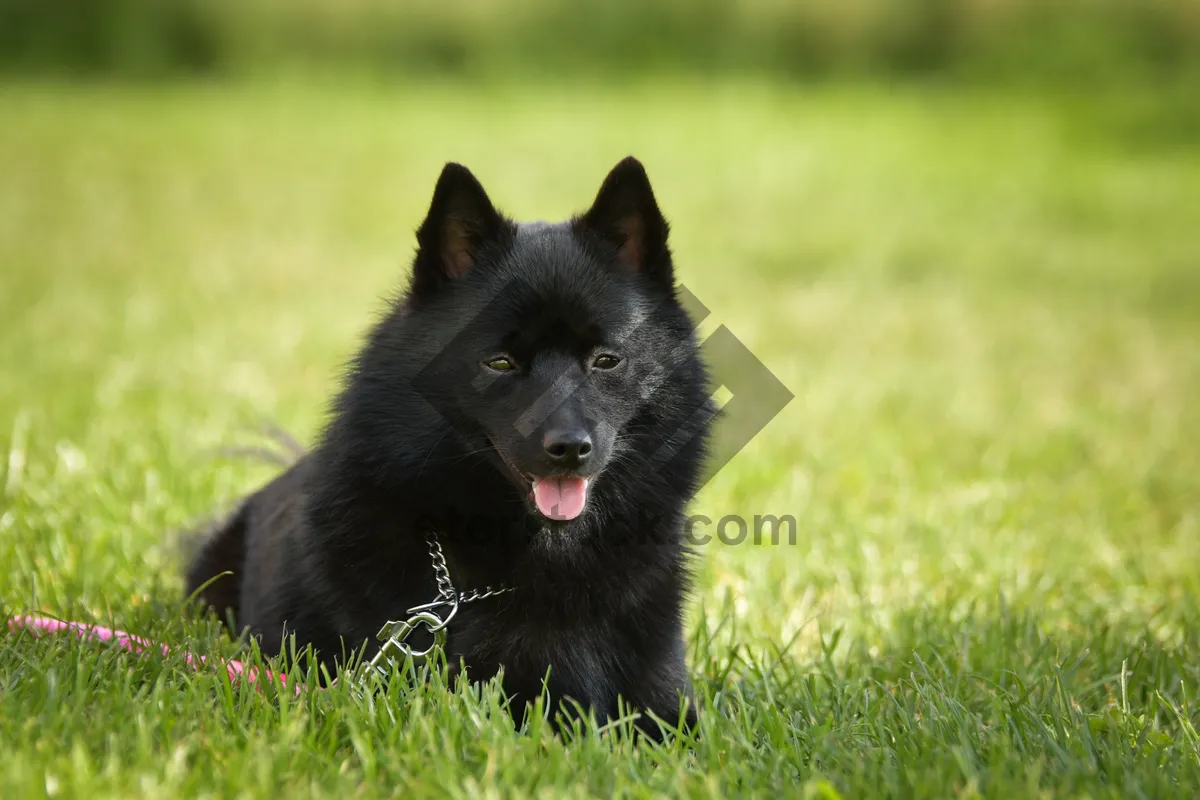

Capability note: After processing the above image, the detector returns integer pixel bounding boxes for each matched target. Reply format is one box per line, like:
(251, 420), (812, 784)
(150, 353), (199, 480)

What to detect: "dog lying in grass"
(186, 157), (712, 738)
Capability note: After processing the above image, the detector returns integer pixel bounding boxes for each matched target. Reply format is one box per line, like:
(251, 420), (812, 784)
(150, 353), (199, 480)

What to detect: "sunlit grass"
(2, 78), (1199, 797)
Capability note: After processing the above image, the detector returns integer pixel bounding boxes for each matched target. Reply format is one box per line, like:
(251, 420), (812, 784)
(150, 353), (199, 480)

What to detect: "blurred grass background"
(2, 1), (1200, 797)
(3, 0), (1200, 85)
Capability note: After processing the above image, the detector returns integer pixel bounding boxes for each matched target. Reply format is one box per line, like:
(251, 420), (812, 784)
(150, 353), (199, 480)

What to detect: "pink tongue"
(532, 477), (589, 520)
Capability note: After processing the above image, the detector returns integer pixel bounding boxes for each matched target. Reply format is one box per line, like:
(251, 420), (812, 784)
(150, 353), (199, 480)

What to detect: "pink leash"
(6, 614), (300, 693)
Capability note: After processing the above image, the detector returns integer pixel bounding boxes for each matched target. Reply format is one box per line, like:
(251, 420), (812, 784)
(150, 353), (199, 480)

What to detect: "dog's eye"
(485, 357), (516, 372)
(592, 354), (621, 370)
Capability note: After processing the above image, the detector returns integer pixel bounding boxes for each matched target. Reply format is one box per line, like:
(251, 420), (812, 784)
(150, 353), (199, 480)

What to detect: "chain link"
(425, 531), (456, 600)
(366, 531), (513, 678)
(425, 531), (514, 606)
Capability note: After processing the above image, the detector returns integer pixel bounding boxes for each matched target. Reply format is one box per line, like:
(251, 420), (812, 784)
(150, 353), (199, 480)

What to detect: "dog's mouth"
(488, 439), (592, 522)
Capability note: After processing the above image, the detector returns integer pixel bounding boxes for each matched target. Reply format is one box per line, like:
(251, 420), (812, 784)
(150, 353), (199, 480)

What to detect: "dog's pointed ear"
(575, 156), (673, 286)
(411, 163), (510, 295)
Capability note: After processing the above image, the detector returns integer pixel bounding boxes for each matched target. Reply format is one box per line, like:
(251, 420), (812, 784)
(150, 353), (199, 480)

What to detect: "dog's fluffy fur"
(186, 157), (712, 737)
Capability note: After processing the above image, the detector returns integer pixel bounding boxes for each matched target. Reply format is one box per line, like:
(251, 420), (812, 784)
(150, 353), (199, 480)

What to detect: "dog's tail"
(180, 421), (307, 627)
(183, 500), (250, 627)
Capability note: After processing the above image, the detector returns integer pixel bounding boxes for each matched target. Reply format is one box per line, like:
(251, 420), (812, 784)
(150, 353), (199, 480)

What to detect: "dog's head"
(400, 157), (705, 524)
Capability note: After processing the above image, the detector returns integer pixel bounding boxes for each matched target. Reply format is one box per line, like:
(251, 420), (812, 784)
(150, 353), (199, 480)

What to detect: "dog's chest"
(449, 605), (621, 707)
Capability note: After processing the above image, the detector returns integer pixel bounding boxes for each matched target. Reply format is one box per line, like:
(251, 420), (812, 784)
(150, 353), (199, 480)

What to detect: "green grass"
(2, 77), (1199, 797)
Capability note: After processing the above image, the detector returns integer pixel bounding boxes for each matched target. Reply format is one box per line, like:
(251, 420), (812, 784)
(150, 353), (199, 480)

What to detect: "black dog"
(186, 157), (712, 737)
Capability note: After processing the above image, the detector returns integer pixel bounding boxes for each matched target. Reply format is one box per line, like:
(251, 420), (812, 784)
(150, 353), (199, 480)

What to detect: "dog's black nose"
(543, 429), (593, 466)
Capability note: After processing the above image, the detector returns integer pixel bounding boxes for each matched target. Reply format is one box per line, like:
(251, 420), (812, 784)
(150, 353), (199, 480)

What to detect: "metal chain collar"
(365, 531), (513, 677)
